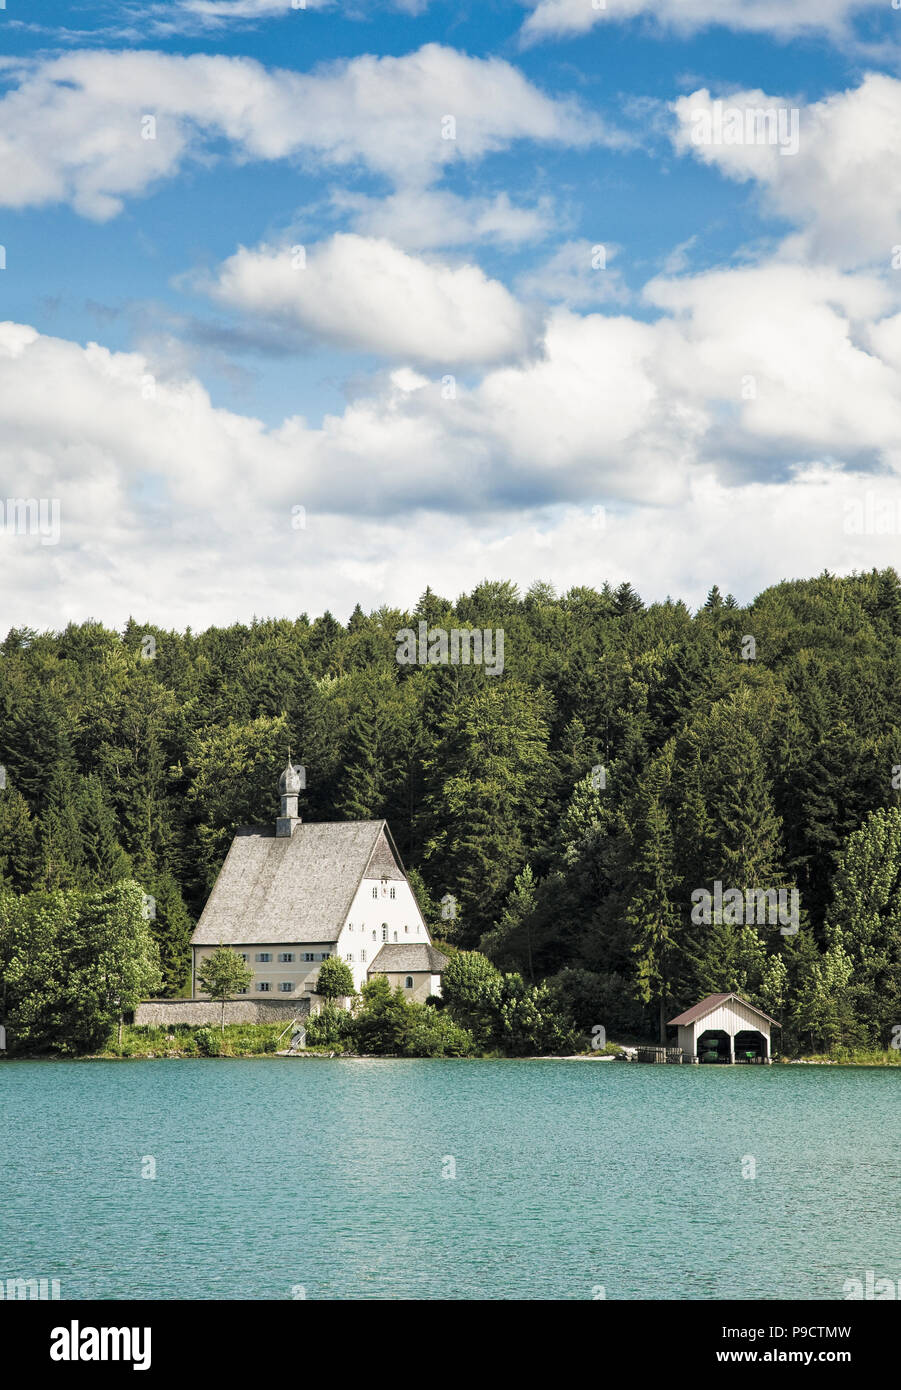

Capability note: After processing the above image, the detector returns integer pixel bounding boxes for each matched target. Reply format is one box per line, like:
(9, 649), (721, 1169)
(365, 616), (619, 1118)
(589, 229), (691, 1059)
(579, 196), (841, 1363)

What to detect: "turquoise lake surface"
(0, 1059), (897, 1300)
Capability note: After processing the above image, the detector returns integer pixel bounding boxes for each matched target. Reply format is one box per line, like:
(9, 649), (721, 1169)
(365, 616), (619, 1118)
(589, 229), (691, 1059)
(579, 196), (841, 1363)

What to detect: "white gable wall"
(336, 876), (432, 993)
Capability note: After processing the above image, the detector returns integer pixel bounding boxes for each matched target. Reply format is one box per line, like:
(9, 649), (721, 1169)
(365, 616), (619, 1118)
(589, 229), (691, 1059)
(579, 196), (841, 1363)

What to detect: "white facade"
(334, 875), (431, 993)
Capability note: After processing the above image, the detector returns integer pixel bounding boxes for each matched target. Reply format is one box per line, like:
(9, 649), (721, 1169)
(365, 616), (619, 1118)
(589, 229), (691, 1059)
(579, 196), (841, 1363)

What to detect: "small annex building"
(668, 993), (780, 1063)
(191, 761), (447, 1007)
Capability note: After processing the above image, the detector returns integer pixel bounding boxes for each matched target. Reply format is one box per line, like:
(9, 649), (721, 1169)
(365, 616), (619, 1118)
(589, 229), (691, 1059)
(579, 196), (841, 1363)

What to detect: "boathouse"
(668, 993), (780, 1063)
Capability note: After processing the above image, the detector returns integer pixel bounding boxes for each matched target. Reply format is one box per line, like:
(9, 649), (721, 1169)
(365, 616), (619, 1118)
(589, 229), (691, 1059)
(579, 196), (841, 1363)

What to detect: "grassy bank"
(93, 1022), (290, 1057)
(779, 1048), (901, 1066)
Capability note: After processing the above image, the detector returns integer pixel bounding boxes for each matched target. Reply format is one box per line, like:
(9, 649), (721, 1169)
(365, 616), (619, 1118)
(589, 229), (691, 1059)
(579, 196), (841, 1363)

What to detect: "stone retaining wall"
(134, 997), (312, 1027)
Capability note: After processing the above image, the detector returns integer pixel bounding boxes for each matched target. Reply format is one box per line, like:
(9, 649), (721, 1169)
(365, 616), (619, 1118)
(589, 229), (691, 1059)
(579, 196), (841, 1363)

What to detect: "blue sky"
(2, 0), (901, 628)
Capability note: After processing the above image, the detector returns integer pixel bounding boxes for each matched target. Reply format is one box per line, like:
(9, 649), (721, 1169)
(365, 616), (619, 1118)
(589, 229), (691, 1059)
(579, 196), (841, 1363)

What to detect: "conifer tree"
(0, 785), (37, 889)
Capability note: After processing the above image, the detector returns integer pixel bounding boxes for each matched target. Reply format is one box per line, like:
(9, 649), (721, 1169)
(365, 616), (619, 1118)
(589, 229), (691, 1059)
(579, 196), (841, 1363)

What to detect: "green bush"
(352, 976), (476, 1056)
(194, 1026), (221, 1056)
(306, 1002), (356, 1048)
(400, 1005), (475, 1057)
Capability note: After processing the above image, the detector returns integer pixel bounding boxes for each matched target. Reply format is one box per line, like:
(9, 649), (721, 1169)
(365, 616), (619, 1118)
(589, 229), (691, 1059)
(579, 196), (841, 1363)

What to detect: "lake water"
(0, 1058), (897, 1300)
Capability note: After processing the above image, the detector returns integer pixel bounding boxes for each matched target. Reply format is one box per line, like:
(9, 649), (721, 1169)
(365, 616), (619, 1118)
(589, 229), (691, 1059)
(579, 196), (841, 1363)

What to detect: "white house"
(191, 762), (446, 1006)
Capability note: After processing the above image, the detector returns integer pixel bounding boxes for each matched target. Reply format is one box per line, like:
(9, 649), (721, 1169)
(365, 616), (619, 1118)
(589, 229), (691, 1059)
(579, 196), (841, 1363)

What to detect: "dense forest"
(3, 568), (901, 1054)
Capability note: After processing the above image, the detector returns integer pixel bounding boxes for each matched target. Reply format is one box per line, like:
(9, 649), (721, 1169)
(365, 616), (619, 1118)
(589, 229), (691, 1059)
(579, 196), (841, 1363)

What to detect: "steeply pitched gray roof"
(191, 820), (397, 946)
(368, 943), (448, 974)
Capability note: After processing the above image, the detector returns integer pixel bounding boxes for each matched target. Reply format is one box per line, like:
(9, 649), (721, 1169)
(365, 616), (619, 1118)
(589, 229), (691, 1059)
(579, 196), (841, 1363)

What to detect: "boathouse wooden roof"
(668, 993), (780, 1029)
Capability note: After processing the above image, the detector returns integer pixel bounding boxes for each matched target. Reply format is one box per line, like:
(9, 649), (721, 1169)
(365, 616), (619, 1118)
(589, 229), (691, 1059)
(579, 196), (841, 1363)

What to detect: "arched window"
(405, 976), (413, 989)
(382, 924), (388, 942)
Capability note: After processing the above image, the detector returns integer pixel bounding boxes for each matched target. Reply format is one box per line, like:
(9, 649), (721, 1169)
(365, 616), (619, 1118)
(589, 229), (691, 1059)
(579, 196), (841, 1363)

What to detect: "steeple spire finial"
(277, 756), (305, 836)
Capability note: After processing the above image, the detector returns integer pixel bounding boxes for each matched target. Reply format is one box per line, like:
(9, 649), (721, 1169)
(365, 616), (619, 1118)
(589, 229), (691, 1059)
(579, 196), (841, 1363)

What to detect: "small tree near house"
(196, 946), (254, 1033)
(316, 956), (355, 1002)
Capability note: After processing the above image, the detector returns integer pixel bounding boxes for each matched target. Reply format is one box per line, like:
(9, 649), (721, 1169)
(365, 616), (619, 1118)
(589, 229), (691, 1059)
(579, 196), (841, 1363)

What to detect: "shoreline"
(3, 1050), (900, 1066)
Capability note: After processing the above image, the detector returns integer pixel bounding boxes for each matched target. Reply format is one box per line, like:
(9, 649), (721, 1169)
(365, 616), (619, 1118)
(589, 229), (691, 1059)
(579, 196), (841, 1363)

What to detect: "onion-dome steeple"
(279, 761), (304, 797)
(276, 755), (305, 837)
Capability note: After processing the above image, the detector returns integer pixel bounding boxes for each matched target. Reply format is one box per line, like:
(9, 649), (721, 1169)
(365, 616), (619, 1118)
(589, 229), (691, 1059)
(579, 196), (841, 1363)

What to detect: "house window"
(382, 925), (388, 942)
(361, 950), (366, 962)
(278, 952), (294, 963)
(256, 952), (271, 963)
(393, 931), (398, 942)
(372, 930), (376, 941)
(372, 887), (378, 899)
(278, 982), (293, 993)
(236, 987), (247, 995)
(405, 977), (413, 989)
(405, 924), (409, 933)
(346, 953), (354, 963)
(257, 982), (271, 992)
(348, 923), (353, 931)
(303, 953), (315, 962)
(239, 953), (249, 962)
(390, 887), (396, 899)
(320, 952), (330, 961)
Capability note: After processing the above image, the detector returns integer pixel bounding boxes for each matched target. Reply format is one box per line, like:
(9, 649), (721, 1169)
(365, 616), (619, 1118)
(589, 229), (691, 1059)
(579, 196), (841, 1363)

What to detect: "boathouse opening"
(696, 1029), (731, 1063)
(733, 1029), (768, 1062)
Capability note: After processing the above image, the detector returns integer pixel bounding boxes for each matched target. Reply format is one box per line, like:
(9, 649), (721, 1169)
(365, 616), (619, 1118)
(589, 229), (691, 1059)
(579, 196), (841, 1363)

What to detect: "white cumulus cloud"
(203, 234), (535, 365)
(522, 0), (882, 42)
(0, 44), (611, 220)
(672, 75), (901, 269)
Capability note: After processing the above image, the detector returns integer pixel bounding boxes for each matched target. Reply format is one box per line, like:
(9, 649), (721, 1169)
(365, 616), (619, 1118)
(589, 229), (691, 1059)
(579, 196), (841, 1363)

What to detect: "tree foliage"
(3, 570), (901, 1051)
